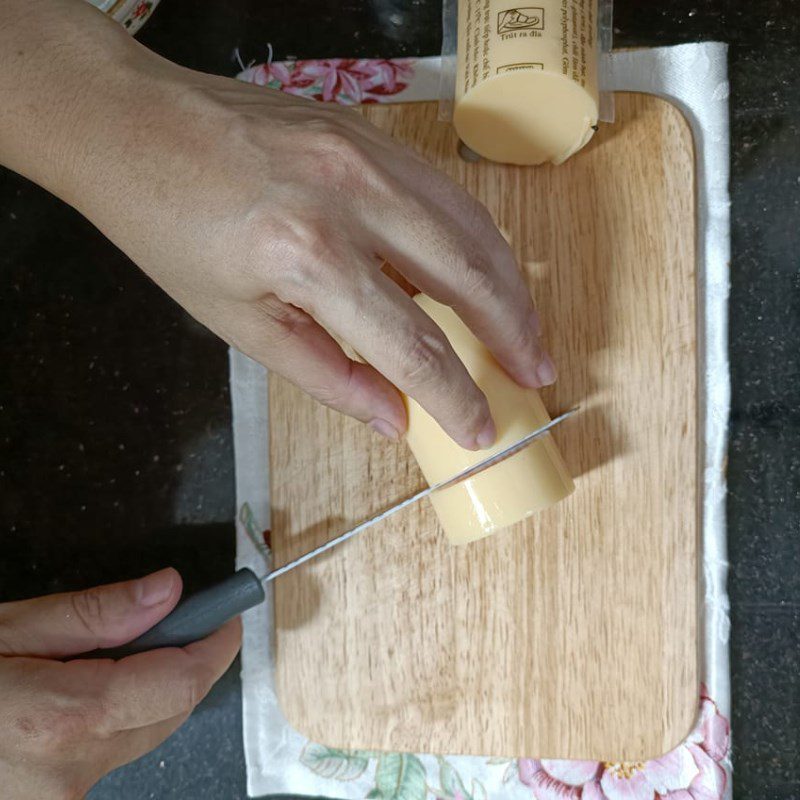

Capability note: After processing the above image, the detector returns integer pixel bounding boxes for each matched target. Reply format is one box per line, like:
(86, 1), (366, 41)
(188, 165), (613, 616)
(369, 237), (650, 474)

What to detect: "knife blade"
(263, 405), (579, 582)
(86, 406), (578, 658)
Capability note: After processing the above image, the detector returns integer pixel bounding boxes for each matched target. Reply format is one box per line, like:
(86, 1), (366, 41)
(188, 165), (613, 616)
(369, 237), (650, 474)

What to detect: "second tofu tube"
(404, 295), (574, 545)
(453, 0), (599, 165)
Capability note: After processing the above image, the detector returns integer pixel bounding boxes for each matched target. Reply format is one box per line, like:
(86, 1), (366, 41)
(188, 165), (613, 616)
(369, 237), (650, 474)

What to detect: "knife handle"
(81, 568), (265, 659)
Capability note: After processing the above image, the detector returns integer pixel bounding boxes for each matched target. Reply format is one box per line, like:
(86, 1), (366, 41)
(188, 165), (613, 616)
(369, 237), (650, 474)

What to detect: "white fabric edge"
(606, 45), (733, 789)
(231, 43), (732, 798)
(229, 350), (276, 797)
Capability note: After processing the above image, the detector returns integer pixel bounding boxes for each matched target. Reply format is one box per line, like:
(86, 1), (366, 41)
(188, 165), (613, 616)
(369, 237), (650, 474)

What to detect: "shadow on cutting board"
(520, 146), (637, 482)
(270, 507), (347, 630)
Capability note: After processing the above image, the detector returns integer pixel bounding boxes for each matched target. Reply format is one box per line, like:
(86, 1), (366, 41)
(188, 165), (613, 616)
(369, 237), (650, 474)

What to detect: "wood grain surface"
(269, 94), (698, 761)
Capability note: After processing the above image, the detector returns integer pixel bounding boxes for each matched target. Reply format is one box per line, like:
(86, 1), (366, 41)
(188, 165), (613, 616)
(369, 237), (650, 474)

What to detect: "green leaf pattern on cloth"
(299, 744), (370, 781)
(374, 754), (428, 800)
(438, 758), (470, 799)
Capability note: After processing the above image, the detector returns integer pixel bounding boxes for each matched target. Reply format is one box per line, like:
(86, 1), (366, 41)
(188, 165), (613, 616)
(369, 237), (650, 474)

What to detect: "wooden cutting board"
(269, 94), (698, 761)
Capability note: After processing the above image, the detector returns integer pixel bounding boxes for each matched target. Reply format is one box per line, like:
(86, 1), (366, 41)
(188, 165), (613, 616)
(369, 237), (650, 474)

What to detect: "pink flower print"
(133, 1), (151, 19)
(286, 60), (363, 102)
(516, 689), (729, 800)
(690, 694), (730, 763)
(238, 57), (415, 104)
(598, 763), (656, 800)
(643, 747), (702, 795)
(582, 781), (607, 800)
(347, 59), (415, 98)
(238, 61), (301, 91)
(518, 758), (600, 798)
(123, 0), (153, 28)
(597, 747), (700, 800)
(237, 63), (269, 86)
(680, 745), (726, 800)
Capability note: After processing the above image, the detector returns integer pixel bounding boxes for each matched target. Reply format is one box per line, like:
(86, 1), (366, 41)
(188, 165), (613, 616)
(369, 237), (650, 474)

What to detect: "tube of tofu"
(404, 295), (574, 545)
(452, 0), (600, 165)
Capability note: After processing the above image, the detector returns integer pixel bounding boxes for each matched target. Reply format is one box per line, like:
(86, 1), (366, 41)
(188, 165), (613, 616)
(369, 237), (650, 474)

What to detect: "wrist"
(54, 48), (182, 212)
(0, 0), (175, 204)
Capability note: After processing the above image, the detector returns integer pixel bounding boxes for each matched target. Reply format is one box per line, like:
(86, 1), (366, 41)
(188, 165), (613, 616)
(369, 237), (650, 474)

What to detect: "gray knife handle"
(85, 569), (265, 659)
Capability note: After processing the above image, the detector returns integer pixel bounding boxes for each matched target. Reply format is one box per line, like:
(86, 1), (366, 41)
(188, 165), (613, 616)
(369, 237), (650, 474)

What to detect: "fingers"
(234, 295), (407, 439)
(0, 619), (239, 793)
(361, 164), (556, 388)
(285, 266), (495, 450)
(280, 109), (555, 391)
(0, 568), (182, 658)
(96, 618), (241, 730)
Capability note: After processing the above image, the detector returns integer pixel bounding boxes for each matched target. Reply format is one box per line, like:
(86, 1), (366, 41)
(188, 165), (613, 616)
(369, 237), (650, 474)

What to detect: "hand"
(77, 67), (555, 449)
(0, 1), (555, 450)
(0, 568), (241, 799)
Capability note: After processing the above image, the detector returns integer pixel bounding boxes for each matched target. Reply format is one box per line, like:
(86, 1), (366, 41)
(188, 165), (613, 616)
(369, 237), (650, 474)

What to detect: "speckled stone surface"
(1, 1), (797, 799)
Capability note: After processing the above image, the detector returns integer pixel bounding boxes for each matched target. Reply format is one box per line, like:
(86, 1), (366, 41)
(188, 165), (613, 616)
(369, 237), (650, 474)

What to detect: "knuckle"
(310, 122), (359, 158)
(220, 107), (259, 151)
(69, 588), (108, 638)
(239, 209), (326, 288)
(397, 330), (450, 388)
(467, 396), (492, 429)
(274, 265), (319, 309)
(257, 296), (309, 344)
(313, 362), (357, 411)
(460, 258), (495, 301)
(446, 370), (488, 418)
(247, 223), (336, 309)
(307, 126), (370, 187)
(179, 664), (215, 714)
(181, 681), (202, 714)
(506, 310), (536, 352)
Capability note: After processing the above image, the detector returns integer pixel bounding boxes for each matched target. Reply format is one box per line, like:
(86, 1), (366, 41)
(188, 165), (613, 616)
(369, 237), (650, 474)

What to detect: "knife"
(86, 407), (578, 658)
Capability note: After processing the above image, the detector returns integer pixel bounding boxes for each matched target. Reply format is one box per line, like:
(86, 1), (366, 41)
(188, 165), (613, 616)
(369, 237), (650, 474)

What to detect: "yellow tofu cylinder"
(405, 296), (574, 544)
(454, 0), (599, 165)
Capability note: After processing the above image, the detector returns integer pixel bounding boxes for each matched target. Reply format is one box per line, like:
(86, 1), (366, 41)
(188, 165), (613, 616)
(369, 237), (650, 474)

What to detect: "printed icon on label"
(497, 62), (544, 74)
(497, 7), (545, 34)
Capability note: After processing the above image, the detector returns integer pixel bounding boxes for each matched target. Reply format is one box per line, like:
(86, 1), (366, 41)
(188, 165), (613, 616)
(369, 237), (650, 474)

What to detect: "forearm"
(0, 0), (162, 203)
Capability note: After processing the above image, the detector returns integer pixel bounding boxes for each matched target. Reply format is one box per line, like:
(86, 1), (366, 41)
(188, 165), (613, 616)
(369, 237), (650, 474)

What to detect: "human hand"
(0, 568), (241, 799)
(72, 61), (553, 450)
(0, 1), (555, 450)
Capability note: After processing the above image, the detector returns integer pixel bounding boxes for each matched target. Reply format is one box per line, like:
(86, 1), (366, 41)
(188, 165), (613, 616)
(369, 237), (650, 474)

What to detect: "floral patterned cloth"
(287, 686), (728, 800)
(86, 0), (159, 34)
(238, 58), (416, 104)
(237, 54), (444, 106)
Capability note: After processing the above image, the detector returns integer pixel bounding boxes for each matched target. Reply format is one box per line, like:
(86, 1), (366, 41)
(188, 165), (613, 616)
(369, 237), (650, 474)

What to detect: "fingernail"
(138, 568), (176, 607)
(369, 418), (400, 441)
(475, 416), (497, 449)
(536, 353), (557, 386)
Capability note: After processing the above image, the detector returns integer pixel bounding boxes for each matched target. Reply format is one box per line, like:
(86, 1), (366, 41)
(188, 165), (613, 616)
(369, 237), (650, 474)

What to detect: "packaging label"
(458, 0), (597, 95)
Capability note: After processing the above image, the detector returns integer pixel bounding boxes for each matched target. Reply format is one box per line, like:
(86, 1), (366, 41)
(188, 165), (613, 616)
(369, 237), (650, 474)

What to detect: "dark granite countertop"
(1, 1), (797, 798)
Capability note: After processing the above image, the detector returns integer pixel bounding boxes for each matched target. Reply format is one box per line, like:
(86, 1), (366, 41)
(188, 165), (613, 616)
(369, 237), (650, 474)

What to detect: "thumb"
(0, 568), (182, 658)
